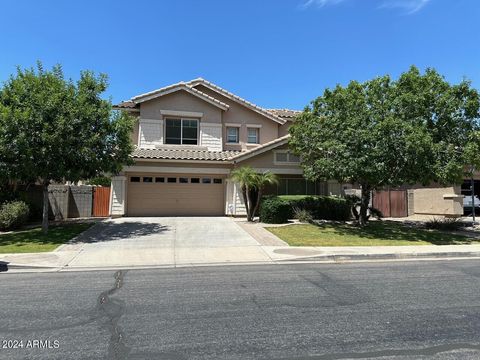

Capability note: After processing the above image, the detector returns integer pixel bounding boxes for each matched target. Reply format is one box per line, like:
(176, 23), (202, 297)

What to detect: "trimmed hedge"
(286, 196), (351, 221)
(260, 195), (351, 224)
(0, 201), (30, 231)
(259, 197), (293, 224)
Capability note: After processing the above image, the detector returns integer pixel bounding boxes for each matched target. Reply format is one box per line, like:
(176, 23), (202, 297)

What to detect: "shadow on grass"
(0, 223), (93, 250)
(313, 221), (474, 245)
(71, 221), (170, 243)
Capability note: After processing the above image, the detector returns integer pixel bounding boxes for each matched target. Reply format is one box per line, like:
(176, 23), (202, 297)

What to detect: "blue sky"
(0, 0), (478, 110)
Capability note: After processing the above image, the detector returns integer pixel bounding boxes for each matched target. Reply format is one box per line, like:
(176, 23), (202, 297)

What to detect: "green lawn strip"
(0, 223), (93, 253)
(278, 195), (319, 201)
(265, 221), (477, 246)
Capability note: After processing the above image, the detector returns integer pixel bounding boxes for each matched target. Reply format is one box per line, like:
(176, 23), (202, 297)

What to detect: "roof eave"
(130, 156), (234, 164)
(230, 135), (291, 163)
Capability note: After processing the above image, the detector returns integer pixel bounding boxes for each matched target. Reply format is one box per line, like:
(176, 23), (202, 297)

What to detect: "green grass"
(266, 221), (477, 246)
(278, 195), (319, 201)
(0, 223), (93, 253)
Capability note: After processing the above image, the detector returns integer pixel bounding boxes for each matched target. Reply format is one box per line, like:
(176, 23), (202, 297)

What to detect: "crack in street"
(96, 270), (130, 360)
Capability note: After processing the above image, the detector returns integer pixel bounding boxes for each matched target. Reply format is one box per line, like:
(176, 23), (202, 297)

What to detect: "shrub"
(425, 217), (464, 231)
(0, 201), (30, 231)
(287, 196), (351, 221)
(261, 195), (351, 223)
(86, 176), (111, 187)
(260, 197), (292, 224)
(293, 207), (313, 223)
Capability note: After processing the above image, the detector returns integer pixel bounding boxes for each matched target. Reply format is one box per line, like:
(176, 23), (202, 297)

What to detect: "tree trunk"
(42, 182), (49, 234)
(241, 185), (250, 221)
(245, 185), (253, 222)
(252, 188), (263, 221)
(359, 184), (371, 227)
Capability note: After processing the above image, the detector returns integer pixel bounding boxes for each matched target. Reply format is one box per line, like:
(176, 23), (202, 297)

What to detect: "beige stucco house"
(110, 78), (463, 218)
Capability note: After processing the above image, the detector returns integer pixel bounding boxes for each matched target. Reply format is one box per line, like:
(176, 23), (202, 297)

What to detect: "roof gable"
(115, 78), (289, 125)
(187, 78), (286, 125)
(115, 82), (229, 111)
(230, 134), (291, 163)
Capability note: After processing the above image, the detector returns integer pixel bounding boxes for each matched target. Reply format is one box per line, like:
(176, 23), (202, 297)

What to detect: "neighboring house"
(111, 78), (463, 217)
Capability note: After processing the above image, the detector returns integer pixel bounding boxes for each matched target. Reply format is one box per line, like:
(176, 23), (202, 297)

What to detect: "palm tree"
(251, 171), (278, 219)
(230, 167), (278, 222)
(229, 166), (257, 221)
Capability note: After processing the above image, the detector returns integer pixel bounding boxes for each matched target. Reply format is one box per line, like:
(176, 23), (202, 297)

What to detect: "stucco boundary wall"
(20, 185), (97, 220)
(412, 185), (463, 217)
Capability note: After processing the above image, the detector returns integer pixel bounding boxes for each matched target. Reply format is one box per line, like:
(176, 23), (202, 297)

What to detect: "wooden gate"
(373, 189), (407, 218)
(92, 187), (111, 217)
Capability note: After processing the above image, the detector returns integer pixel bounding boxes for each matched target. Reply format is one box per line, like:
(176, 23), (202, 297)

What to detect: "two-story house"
(110, 78), (346, 217)
(110, 78), (464, 218)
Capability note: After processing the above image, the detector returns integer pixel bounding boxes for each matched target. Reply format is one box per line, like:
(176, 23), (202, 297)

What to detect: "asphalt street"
(1, 260), (480, 359)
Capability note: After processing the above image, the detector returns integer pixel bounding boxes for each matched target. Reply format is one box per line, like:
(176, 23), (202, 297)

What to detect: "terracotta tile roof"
(267, 109), (301, 119)
(115, 100), (137, 109)
(132, 148), (240, 161)
(132, 134), (292, 162)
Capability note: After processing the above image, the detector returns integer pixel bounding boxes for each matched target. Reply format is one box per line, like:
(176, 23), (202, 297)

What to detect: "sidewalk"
(3, 217), (480, 272)
(2, 242), (480, 273)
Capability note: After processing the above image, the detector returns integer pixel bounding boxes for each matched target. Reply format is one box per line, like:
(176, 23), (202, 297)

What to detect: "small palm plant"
(230, 166), (257, 221)
(251, 171), (278, 220)
(230, 166), (278, 221)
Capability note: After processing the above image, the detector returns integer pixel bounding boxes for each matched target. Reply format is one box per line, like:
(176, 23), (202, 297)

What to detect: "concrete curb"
(276, 251), (480, 262)
(3, 250), (480, 273)
(3, 263), (59, 270)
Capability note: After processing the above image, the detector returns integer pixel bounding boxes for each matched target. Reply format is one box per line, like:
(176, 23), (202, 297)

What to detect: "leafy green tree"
(290, 66), (480, 226)
(0, 62), (134, 233)
(230, 166), (278, 221)
(86, 176), (112, 187)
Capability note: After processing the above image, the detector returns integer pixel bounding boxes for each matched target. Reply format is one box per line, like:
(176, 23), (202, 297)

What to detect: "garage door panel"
(127, 175), (225, 216)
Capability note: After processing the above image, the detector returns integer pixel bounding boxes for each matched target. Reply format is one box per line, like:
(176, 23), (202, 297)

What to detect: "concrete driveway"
(58, 217), (272, 268)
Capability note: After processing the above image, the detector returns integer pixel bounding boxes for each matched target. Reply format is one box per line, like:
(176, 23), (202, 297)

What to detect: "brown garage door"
(127, 174), (225, 216)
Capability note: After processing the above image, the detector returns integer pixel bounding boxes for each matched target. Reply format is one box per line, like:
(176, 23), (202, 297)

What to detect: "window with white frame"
(165, 118), (198, 145)
(226, 127), (239, 143)
(247, 127), (259, 144)
(274, 150), (301, 164)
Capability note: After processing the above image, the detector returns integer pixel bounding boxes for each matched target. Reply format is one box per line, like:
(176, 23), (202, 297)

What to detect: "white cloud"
(302, 0), (346, 9)
(379, 0), (431, 14)
(301, 0), (432, 14)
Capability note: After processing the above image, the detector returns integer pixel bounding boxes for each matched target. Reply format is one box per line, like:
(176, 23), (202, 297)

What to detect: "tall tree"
(289, 66), (480, 226)
(0, 62), (134, 233)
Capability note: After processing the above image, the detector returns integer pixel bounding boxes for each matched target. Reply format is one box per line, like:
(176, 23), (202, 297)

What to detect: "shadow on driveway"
(71, 221), (170, 244)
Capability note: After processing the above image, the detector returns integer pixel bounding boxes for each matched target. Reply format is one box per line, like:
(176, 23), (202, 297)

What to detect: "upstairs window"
(165, 118), (198, 145)
(275, 151), (301, 164)
(247, 128), (259, 144)
(226, 127), (239, 143)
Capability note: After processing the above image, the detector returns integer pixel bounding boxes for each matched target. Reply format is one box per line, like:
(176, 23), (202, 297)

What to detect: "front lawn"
(0, 223), (93, 253)
(266, 221), (477, 246)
